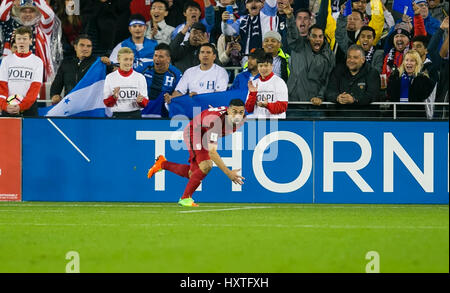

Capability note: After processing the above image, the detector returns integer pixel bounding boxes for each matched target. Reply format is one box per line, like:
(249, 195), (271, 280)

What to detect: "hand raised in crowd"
(441, 16), (449, 30)
(412, 2), (420, 15)
(310, 97), (323, 106)
(6, 104), (20, 115)
(150, 16), (158, 38)
(247, 81), (258, 93)
(51, 94), (62, 104)
(222, 10), (232, 23)
(225, 42), (241, 56)
(402, 12), (412, 23)
(340, 2), (347, 15)
(280, 1), (293, 17)
(112, 87), (120, 99)
(182, 18), (195, 34)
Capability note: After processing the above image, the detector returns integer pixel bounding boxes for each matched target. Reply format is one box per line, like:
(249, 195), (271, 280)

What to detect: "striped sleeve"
(35, 0), (55, 35)
(0, 57), (9, 108)
(0, 0), (13, 22)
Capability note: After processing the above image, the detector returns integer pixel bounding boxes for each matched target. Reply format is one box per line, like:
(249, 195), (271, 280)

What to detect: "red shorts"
(183, 131), (210, 172)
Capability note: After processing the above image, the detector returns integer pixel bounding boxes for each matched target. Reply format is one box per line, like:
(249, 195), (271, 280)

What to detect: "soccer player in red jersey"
(147, 99), (246, 207)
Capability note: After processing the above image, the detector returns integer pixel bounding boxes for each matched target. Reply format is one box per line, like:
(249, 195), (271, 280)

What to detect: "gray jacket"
(430, 2), (449, 22)
(286, 15), (335, 102)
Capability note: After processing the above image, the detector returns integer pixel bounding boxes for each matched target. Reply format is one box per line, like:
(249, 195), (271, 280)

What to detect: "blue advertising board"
(22, 118), (448, 204)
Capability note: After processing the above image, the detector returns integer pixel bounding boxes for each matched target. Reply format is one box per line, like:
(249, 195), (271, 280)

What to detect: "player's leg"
(147, 155), (190, 179)
(178, 150), (212, 207)
(180, 159), (212, 200)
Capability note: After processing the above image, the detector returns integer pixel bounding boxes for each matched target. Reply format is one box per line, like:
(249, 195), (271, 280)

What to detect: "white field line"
(0, 203), (259, 208)
(0, 222), (447, 230)
(0, 203), (447, 209)
(47, 118), (91, 162)
(0, 206), (272, 214)
(177, 206), (272, 213)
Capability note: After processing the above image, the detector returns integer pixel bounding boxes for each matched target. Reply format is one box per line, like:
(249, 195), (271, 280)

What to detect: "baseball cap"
(414, 0), (428, 5)
(129, 14), (146, 26)
(245, 47), (265, 58)
(263, 31), (282, 42)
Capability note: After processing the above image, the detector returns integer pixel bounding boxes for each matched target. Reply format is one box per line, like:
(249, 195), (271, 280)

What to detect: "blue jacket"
(422, 14), (441, 36)
(135, 62), (182, 118)
(229, 70), (259, 91)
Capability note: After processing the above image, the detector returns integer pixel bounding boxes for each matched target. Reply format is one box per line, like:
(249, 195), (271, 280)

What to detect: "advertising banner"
(0, 118), (21, 201)
(22, 118), (448, 204)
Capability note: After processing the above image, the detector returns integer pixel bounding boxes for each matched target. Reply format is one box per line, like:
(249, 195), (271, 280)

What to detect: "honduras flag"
(39, 58), (110, 117)
(168, 90), (248, 119)
(392, 0), (414, 18)
(343, 0), (352, 17)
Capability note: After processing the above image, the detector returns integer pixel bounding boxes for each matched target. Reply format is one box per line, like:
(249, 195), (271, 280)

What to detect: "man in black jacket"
(170, 22), (221, 73)
(326, 44), (381, 118)
(50, 35), (97, 104)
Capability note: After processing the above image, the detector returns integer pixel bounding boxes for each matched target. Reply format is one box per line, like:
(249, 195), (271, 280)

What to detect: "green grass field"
(0, 202), (448, 273)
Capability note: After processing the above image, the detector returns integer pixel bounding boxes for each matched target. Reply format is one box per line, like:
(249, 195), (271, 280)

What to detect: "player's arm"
(208, 143), (244, 185)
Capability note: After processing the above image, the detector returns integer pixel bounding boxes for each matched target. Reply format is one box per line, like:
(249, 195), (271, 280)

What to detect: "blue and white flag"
(168, 90), (248, 119)
(392, 0), (414, 18)
(343, 0), (352, 17)
(39, 58), (110, 117)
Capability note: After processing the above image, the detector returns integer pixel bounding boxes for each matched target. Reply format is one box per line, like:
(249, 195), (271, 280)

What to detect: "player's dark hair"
(129, 13), (146, 24)
(357, 26), (376, 39)
(183, 0), (201, 13)
(151, 0), (169, 11)
(308, 24), (324, 36)
(229, 99), (245, 107)
(295, 8), (312, 18)
(411, 35), (430, 48)
(200, 43), (217, 55)
(155, 43), (171, 56)
(14, 26), (33, 38)
(256, 53), (274, 64)
(74, 34), (93, 46)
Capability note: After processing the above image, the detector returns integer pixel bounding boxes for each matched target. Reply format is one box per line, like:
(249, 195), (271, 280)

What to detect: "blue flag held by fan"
(392, 0), (414, 18)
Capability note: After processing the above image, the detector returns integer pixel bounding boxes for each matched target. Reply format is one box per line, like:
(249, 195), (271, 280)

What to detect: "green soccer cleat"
(178, 197), (199, 207)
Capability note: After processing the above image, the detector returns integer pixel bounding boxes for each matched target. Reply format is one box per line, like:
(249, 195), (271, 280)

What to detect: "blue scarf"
(121, 37), (157, 68)
(400, 72), (412, 102)
(240, 15), (262, 53)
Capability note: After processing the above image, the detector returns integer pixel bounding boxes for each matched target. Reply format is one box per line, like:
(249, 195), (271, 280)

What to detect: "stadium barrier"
(0, 117), (22, 201)
(13, 117), (449, 204)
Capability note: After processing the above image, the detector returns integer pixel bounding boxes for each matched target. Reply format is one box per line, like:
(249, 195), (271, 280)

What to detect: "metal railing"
(34, 99), (449, 120)
(286, 102), (449, 120)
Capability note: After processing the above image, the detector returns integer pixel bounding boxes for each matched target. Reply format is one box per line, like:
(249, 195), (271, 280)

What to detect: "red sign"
(0, 118), (21, 201)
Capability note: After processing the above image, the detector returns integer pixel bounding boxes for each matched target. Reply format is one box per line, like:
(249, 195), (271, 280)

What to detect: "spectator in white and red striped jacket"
(0, 0), (55, 81)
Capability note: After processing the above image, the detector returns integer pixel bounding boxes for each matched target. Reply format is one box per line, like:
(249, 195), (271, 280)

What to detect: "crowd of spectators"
(0, 0), (448, 119)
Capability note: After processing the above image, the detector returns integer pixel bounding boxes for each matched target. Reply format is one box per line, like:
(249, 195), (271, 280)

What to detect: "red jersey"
(183, 106), (245, 151)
